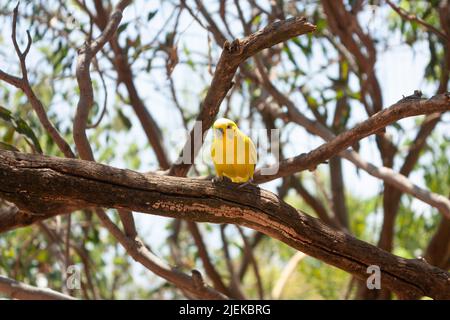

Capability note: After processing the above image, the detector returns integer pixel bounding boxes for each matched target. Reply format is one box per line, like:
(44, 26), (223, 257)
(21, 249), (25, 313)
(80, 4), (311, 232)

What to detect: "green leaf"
(336, 89), (344, 100)
(348, 91), (361, 101)
(146, 57), (153, 72)
(0, 141), (19, 152)
(283, 44), (298, 68)
(117, 109), (132, 130)
(252, 14), (261, 26)
(0, 106), (42, 153)
(3, 127), (15, 144)
(36, 250), (49, 262)
(306, 95), (319, 109)
(54, 45), (69, 71)
(13, 118), (43, 153)
(0, 106), (13, 122)
(113, 256), (126, 266)
(117, 22), (130, 35)
(147, 10), (158, 22)
(341, 60), (349, 80)
(315, 18), (327, 33)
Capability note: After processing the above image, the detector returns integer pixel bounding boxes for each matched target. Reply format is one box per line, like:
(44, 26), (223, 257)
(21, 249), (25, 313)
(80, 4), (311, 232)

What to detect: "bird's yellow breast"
(211, 128), (257, 183)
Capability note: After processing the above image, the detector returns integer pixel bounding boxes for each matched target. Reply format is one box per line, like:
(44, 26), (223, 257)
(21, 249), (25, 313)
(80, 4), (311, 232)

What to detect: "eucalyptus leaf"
(14, 118), (43, 154)
(0, 106), (43, 153)
(0, 141), (19, 152)
(147, 10), (158, 22)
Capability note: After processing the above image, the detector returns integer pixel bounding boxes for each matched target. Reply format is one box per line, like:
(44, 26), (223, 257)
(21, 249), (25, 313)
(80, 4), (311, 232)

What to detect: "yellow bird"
(211, 118), (257, 184)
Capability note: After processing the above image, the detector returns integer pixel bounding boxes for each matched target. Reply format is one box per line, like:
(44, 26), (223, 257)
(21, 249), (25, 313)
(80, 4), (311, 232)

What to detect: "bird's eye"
(227, 125), (231, 129)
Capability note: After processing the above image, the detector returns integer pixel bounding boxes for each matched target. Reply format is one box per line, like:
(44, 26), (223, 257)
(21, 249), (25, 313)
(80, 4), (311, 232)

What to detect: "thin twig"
(0, 275), (76, 300)
(95, 209), (226, 299)
(86, 58), (108, 129)
(220, 225), (246, 299)
(236, 226), (264, 299)
(271, 251), (306, 299)
(186, 222), (232, 296)
(0, 3), (75, 158)
(386, 0), (448, 41)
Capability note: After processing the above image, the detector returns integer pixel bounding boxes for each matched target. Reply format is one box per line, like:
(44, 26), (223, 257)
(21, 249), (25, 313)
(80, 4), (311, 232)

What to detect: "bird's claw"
(212, 176), (223, 184)
(237, 179), (257, 189)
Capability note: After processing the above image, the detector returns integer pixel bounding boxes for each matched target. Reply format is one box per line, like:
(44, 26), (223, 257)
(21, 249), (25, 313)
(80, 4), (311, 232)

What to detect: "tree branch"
(186, 221), (232, 296)
(0, 150), (449, 299)
(285, 107), (450, 220)
(238, 232), (265, 281)
(386, 0), (448, 41)
(340, 149), (450, 219)
(425, 216), (450, 269)
(0, 3), (75, 158)
(80, 0), (171, 169)
(271, 251), (306, 299)
(378, 113), (441, 252)
(94, 209), (226, 299)
(0, 275), (76, 300)
(11, 3), (32, 81)
(251, 61), (450, 219)
(168, 16), (316, 177)
(72, 1), (207, 298)
(254, 93), (450, 184)
(236, 226), (264, 299)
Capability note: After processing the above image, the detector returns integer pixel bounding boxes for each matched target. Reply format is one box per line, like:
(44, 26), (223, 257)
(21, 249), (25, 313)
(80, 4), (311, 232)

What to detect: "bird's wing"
(245, 135), (257, 166)
(211, 142), (215, 158)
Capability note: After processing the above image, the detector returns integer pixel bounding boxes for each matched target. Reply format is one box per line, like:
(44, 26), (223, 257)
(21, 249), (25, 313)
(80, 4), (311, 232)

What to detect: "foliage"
(0, 0), (448, 299)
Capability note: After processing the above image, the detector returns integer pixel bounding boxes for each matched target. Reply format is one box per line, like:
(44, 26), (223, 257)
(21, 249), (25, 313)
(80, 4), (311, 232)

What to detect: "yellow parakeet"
(211, 118), (257, 184)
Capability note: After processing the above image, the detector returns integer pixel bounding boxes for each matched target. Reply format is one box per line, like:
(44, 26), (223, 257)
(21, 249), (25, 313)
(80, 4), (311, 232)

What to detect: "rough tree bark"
(0, 150), (449, 300)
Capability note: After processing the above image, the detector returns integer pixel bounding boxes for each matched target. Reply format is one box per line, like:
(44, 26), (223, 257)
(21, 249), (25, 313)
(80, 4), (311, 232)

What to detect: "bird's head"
(213, 118), (237, 139)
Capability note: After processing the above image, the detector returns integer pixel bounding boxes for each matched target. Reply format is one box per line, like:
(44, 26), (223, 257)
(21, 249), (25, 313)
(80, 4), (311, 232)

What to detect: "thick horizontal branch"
(0, 150), (449, 299)
(0, 275), (76, 300)
(254, 93), (450, 183)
